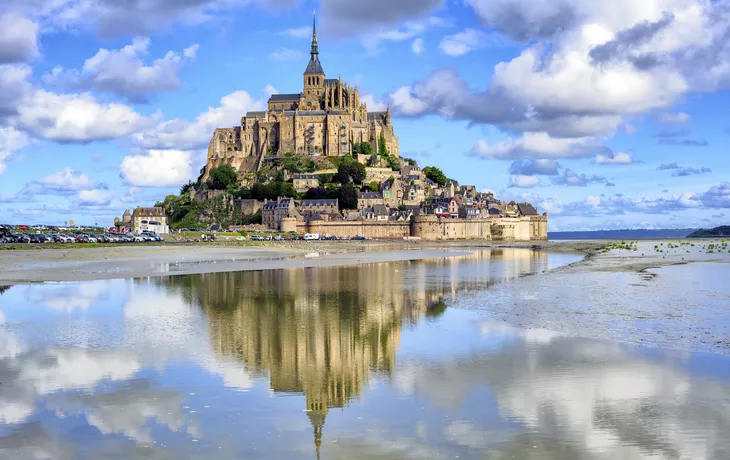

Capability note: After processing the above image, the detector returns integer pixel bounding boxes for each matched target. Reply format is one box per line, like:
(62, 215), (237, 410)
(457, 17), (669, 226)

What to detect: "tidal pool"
(0, 248), (728, 459)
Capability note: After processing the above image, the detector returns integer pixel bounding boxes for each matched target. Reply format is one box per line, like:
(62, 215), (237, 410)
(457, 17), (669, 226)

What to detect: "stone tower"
(302, 11), (325, 107)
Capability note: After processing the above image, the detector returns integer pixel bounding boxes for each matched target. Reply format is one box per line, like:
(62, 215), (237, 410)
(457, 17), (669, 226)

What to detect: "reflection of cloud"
(46, 382), (198, 444)
(477, 321), (560, 344)
(23, 281), (110, 312)
(393, 338), (730, 459)
(0, 348), (139, 424)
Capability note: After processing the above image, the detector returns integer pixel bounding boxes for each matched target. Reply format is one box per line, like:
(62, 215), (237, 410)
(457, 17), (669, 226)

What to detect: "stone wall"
(288, 215), (548, 241)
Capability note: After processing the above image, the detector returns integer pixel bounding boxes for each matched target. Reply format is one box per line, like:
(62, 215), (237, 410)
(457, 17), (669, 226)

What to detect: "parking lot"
(0, 225), (164, 245)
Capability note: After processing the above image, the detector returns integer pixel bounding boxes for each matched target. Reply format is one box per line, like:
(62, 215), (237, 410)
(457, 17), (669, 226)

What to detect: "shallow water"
(0, 248), (728, 460)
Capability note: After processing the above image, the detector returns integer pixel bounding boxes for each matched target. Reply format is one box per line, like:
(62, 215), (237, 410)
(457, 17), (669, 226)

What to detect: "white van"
(304, 233), (320, 241)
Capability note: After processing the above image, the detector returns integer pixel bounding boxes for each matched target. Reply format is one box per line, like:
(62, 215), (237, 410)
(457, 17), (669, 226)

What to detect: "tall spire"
(311, 10), (319, 57)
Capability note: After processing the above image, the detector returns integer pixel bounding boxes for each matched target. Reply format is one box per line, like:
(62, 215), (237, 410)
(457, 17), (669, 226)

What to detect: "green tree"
(365, 181), (380, 192)
(180, 181), (195, 195)
(398, 204), (408, 211)
(207, 164), (238, 190)
(423, 166), (448, 188)
(339, 183), (358, 210)
(378, 133), (388, 156)
(334, 159), (366, 185)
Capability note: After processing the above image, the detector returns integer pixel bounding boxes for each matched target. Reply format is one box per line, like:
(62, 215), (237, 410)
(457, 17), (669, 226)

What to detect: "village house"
(382, 177), (402, 207)
(516, 203), (539, 217)
(115, 207), (169, 234)
(292, 174), (320, 192)
(262, 197), (297, 229)
(459, 204), (479, 219)
(404, 184), (425, 206)
(357, 191), (384, 209)
(299, 198), (339, 218)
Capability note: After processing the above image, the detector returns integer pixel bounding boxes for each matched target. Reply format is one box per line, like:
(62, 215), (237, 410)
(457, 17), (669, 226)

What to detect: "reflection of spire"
(307, 409), (326, 460)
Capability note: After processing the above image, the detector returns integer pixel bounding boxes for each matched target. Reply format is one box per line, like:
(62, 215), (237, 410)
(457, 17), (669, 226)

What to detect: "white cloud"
(279, 26), (311, 39)
(658, 112), (691, 125)
(44, 37), (198, 102)
(17, 90), (157, 143)
(390, 86), (429, 116)
(77, 189), (115, 206)
(120, 150), (192, 187)
(360, 93), (388, 112)
(595, 152), (634, 165)
(321, 0), (443, 36)
(469, 132), (606, 160)
(0, 12), (39, 64)
(411, 37), (424, 55)
(32, 167), (98, 192)
(135, 89), (269, 150)
(0, 127), (29, 175)
(439, 28), (510, 56)
(509, 175), (541, 188)
(362, 17), (445, 54)
(269, 47), (306, 62)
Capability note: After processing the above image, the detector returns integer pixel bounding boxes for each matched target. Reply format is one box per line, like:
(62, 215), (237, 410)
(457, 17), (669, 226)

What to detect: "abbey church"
(203, 14), (399, 182)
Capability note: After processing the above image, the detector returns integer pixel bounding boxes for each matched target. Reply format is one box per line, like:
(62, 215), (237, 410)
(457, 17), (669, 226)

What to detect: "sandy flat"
(0, 244), (475, 284)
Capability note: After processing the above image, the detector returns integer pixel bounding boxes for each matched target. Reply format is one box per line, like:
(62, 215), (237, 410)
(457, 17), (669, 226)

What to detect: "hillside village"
(119, 15), (546, 241)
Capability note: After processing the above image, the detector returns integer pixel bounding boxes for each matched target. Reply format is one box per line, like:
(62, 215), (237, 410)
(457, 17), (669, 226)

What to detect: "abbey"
(203, 14), (399, 182)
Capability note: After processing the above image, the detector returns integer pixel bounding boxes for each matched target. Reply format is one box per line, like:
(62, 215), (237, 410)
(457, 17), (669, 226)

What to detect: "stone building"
(293, 174), (320, 192)
(114, 207), (169, 234)
(357, 192), (384, 209)
(202, 13), (400, 185)
(262, 198), (297, 229)
(299, 199), (339, 218)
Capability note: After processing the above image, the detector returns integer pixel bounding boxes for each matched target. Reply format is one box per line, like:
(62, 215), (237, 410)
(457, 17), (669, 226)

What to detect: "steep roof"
(517, 203), (538, 216)
(304, 57), (325, 75)
(269, 93), (300, 101)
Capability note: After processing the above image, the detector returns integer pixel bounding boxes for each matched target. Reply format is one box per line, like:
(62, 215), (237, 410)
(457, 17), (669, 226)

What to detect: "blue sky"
(0, 0), (729, 230)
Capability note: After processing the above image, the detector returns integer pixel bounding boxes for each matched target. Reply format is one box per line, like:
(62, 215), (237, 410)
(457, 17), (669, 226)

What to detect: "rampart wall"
(284, 215), (548, 241)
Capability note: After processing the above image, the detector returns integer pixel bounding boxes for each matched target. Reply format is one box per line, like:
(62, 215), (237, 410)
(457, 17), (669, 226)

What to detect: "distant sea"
(549, 229), (697, 240)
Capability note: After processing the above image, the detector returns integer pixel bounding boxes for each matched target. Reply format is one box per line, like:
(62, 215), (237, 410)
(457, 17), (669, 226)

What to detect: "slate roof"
(373, 204), (389, 216)
(517, 203), (538, 216)
(269, 93), (300, 101)
(245, 111), (266, 118)
(293, 174), (320, 180)
(358, 192), (383, 199)
(300, 199), (338, 207)
(367, 112), (387, 122)
(304, 56), (325, 75)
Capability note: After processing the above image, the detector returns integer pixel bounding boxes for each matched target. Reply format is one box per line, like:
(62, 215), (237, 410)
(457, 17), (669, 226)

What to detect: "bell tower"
(303, 11), (326, 107)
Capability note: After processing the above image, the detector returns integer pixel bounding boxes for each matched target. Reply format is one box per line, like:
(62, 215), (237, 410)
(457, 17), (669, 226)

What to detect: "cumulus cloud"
(388, 0), (730, 161)
(320, 0), (443, 36)
(44, 37), (198, 102)
(658, 112), (690, 125)
(0, 13), (39, 64)
(595, 152), (634, 165)
(658, 162), (712, 177)
(120, 150), (193, 187)
(279, 26), (311, 39)
(671, 167), (712, 177)
(412, 38), (424, 55)
(509, 175), (541, 188)
(508, 159), (560, 176)
(0, 126), (29, 175)
(550, 168), (610, 187)
(439, 29), (511, 56)
(469, 132), (609, 161)
(658, 138), (709, 146)
(31, 168), (99, 194)
(15, 90), (157, 143)
(269, 47), (306, 62)
(134, 89), (269, 151)
(0, 64), (33, 121)
(361, 16), (445, 54)
(654, 128), (692, 138)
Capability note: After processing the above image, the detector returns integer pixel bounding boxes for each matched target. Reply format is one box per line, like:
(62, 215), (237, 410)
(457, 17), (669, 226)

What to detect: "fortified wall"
(281, 215), (548, 241)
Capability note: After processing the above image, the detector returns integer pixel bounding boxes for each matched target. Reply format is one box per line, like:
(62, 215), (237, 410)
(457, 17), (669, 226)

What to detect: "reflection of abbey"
(162, 249), (549, 458)
(204, 13), (398, 178)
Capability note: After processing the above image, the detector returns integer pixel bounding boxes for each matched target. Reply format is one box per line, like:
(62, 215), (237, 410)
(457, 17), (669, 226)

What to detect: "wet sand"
(0, 243), (479, 284)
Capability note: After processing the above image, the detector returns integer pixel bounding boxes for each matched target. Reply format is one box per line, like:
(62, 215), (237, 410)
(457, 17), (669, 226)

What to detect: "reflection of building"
(156, 248), (552, 458)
